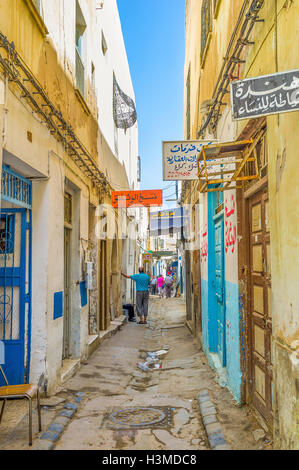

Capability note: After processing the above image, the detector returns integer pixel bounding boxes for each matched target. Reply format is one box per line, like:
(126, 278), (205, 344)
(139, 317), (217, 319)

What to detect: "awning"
(197, 138), (260, 192)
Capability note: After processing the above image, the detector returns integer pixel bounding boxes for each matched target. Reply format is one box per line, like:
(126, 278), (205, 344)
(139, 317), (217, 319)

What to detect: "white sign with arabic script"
(162, 140), (215, 181)
(231, 70), (299, 120)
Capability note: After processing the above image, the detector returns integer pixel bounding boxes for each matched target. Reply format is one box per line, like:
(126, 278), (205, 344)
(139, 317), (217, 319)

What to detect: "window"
(101, 31), (108, 55)
(75, 1), (86, 97)
(201, 0), (212, 66)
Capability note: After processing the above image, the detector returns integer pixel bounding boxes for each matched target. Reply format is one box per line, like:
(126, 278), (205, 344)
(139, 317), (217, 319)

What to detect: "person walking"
(150, 276), (157, 295)
(164, 272), (173, 298)
(157, 275), (164, 298)
(121, 267), (150, 324)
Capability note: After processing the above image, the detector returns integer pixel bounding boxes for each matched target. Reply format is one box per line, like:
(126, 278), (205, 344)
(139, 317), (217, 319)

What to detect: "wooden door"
(249, 190), (272, 423)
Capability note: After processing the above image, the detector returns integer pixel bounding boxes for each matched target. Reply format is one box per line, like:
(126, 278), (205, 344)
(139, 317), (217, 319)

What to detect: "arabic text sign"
(111, 190), (162, 208)
(163, 140), (215, 180)
(231, 70), (299, 120)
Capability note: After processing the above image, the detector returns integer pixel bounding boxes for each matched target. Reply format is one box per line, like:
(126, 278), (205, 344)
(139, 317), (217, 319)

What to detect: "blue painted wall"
(225, 280), (242, 403)
(201, 279), (209, 355)
(199, 192), (242, 404)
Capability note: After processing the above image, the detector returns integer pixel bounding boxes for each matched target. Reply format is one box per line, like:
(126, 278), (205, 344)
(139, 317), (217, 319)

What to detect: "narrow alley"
(0, 298), (270, 451)
(0, 0), (298, 454)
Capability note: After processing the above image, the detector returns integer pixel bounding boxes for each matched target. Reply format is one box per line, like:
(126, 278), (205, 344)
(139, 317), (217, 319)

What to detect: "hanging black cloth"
(113, 74), (137, 131)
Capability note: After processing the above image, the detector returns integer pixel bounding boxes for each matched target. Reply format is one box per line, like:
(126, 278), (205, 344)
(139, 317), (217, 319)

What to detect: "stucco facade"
(184, 0), (299, 448)
(0, 0), (138, 395)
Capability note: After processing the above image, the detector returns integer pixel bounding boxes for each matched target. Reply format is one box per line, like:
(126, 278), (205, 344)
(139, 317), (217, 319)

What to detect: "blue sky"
(117, 0), (185, 205)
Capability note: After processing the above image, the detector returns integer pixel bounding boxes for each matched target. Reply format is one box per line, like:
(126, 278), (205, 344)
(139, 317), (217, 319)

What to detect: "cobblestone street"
(0, 298), (271, 450)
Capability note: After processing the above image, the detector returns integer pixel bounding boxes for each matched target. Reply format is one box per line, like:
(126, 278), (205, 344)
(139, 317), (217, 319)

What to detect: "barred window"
(201, 0), (212, 65)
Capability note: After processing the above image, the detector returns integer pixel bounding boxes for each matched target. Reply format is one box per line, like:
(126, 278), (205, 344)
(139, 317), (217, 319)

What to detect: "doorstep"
(60, 359), (81, 385)
(87, 335), (100, 356)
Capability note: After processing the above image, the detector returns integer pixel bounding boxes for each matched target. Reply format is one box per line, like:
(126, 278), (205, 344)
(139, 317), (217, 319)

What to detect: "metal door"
(249, 190), (272, 423)
(0, 209), (31, 385)
(215, 217), (226, 366)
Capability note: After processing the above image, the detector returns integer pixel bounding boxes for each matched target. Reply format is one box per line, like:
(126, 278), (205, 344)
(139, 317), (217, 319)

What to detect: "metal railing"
(1, 166), (32, 209)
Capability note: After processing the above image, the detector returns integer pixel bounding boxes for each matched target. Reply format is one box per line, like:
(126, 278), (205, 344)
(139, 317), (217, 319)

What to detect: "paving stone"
(198, 389), (210, 397)
(40, 397), (66, 407)
(205, 422), (222, 436)
(198, 395), (211, 404)
(209, 431), (227, 449)
(48, 423), (64, 433)
(33, 439), (55, 451)
(214, 444), (231, 450)
(152, 429), (193, 450)
(52, 416), (70, 427)
(202, 414), (218, 426)
(40, 431), (60, 442)
(200, 400), (214, 410)
(64, 402), (78, 411)
(174, 408), (190, 428)
(200, 405), (217, 417)
(58, 409), (75, 418)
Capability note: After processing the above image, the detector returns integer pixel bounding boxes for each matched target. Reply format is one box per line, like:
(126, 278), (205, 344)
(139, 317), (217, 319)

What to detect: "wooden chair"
(0, 365), (42, 446)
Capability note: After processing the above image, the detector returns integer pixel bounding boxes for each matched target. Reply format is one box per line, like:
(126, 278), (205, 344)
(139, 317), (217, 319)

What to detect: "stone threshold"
(60, 359), (81, 385)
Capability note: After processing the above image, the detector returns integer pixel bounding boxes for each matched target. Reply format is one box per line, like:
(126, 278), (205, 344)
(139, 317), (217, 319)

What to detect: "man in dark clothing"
(122, 303), (136, 322)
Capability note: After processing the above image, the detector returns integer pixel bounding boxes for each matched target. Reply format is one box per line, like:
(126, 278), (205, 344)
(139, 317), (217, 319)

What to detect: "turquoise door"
(215, 217), (226, 367)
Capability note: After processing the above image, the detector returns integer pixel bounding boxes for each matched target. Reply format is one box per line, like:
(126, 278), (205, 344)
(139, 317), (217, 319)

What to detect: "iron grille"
(1, 166), (32, 209)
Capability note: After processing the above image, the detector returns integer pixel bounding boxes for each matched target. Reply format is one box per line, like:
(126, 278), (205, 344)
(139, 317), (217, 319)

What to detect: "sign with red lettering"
(111, 190), (162, 208)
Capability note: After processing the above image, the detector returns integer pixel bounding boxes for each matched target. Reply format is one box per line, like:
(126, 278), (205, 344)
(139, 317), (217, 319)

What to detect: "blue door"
(215, 217), (226, 366)
(0, 208), (31, 385)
